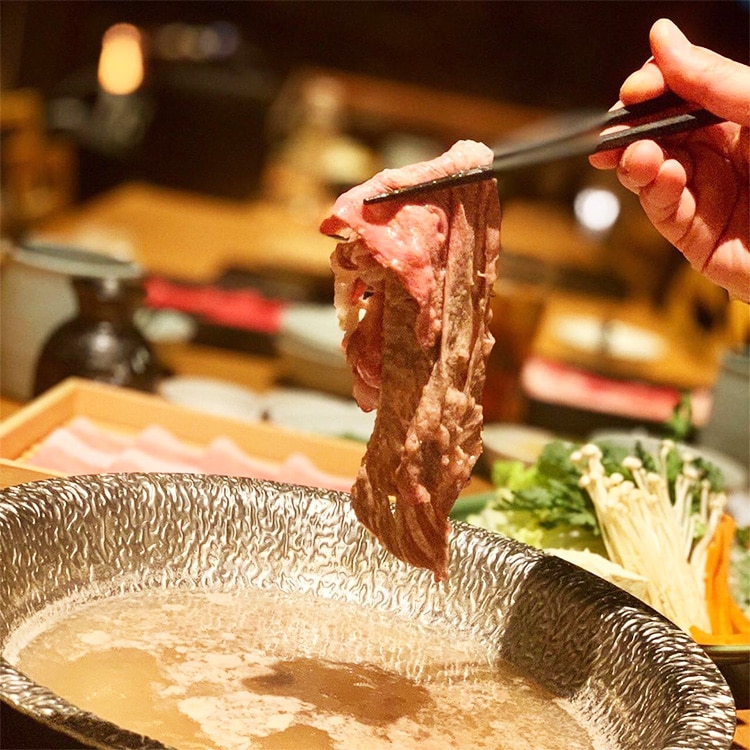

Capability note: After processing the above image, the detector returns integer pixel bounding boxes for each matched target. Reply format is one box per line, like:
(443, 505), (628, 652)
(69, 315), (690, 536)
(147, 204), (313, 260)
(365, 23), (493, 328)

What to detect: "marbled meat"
(320, 140), (501, 581)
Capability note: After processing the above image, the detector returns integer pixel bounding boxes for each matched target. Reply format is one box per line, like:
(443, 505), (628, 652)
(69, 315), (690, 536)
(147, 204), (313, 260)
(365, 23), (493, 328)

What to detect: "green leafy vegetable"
(464, 437), (727, 556)
(489, 440), (598, 532)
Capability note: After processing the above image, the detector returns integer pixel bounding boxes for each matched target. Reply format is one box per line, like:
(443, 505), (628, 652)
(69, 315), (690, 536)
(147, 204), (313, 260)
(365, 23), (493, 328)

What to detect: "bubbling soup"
(6, 587), (613, 750)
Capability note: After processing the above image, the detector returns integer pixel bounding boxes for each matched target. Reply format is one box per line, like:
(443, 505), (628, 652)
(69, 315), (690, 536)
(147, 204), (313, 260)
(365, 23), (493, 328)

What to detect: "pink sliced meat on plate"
(201, 437), (282, 481)
(30, 427), (115, 475)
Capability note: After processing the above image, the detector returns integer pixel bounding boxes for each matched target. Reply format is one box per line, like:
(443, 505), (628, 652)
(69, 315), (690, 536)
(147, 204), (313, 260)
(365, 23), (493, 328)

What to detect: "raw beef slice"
(320, 140), (501, 581)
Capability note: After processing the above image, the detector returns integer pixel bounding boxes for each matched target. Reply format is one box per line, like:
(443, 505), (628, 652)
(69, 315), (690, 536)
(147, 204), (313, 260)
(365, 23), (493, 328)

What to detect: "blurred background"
(1, 0), (748, 468)
(4, 1), (748, 201)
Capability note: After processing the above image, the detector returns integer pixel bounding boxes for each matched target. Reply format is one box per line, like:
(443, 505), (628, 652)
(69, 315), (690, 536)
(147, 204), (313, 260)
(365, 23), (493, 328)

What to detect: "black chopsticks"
(364, 91), (724, 205)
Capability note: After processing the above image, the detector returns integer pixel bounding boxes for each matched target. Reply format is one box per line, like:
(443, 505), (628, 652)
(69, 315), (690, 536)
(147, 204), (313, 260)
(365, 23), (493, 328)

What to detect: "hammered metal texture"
(0, 473), (737, 749)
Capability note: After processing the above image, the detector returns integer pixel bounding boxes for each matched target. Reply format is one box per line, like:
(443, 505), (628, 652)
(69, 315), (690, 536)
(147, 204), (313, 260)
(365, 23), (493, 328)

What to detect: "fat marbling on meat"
(320, 140), (501, 581)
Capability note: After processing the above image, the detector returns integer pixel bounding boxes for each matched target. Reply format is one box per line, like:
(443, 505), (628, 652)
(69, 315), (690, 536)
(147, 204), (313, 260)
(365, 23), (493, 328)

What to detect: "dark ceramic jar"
(33, 275), (161, 396)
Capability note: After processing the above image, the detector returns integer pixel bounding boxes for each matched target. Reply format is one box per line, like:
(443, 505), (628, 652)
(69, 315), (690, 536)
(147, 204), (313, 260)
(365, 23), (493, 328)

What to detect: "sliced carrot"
(696, 513), (750, 644)
(729, 597), (750, 634)
(691, 625), (716, 644)
(707, 514), (734, 635)
(704, 514), (740, 637)
(719, 518), (736, 635)
(691, 625), (750, 646)
(715, 565), (732, 633)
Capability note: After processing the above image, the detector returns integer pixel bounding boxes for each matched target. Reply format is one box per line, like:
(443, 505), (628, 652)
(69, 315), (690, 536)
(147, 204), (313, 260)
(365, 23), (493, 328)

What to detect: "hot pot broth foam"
(5, 587), (615, 750)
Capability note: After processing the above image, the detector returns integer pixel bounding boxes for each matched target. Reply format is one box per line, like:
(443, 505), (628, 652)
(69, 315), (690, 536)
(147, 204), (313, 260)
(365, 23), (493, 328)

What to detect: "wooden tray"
(0, 378), (366, 486)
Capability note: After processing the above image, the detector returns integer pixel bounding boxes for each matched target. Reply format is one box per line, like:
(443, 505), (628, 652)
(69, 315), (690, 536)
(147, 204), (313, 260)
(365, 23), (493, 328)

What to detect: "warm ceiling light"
(97, 23), (145, 95)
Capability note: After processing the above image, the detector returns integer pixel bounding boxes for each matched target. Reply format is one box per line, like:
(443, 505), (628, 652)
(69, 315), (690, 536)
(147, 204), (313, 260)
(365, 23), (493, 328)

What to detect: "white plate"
(263, 388), (375, 441)
(159, 378), (375, 441)
(158, 376), (264, 421)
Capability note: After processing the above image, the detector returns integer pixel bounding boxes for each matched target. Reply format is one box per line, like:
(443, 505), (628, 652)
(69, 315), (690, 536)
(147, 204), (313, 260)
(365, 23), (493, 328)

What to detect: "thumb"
(650, 18), (750, 126)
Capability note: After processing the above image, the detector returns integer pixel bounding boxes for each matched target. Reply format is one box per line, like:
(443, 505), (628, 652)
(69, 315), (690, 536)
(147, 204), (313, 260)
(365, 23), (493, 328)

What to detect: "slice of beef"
(320, 140), (501, 581)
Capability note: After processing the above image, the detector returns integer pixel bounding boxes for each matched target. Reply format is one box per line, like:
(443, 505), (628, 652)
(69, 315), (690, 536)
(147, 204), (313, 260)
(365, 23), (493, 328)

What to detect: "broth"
(7, 588), (610, 750)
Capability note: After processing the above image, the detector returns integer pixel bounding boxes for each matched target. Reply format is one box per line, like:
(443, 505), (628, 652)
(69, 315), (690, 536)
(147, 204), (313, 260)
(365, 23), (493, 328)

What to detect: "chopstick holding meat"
(321, 140), (501, 581)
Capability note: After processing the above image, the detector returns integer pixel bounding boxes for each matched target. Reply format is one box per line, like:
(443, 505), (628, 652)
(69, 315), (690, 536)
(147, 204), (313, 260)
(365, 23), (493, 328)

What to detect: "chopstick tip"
(363, 191), (392, 206)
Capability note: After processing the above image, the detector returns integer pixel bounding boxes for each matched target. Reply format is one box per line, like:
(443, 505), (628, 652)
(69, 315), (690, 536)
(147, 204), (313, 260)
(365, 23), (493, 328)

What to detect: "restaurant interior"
(0, 1), (749, 748)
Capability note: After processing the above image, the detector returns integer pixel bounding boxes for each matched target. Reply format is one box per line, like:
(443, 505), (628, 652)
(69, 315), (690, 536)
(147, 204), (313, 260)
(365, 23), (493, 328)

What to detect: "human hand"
(590, 18), (750, 302)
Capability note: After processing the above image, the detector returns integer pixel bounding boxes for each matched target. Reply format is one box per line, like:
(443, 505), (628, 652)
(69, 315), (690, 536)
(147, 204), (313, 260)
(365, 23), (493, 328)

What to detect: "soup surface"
(7, 587), (610, 750)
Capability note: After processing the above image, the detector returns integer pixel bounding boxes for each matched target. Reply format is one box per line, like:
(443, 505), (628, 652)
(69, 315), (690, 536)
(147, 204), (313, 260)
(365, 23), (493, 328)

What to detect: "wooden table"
(33, 181), (337, 282)
(739, 714), (750, 750)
